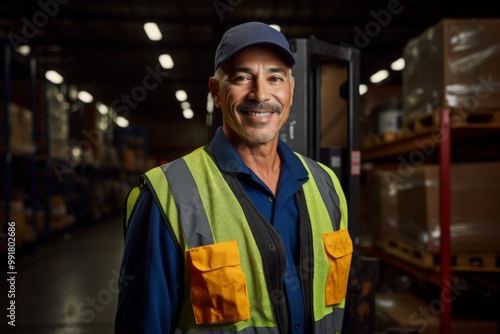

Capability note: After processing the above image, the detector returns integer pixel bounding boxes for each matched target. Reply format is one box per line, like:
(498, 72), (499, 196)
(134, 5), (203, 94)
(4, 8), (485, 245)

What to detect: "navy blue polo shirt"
(116, 127), (309, 334)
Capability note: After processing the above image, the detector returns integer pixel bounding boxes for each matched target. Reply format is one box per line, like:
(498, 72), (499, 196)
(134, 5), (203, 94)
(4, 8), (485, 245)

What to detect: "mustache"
(236, 102), (282, 114)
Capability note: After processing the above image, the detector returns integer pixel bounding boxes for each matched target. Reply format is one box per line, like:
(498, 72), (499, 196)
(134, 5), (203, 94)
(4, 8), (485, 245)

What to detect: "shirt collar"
(209, 127), (309, 182)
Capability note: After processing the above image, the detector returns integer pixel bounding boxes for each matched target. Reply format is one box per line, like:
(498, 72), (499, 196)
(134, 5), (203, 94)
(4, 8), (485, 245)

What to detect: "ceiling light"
(183, 108), (194, 119)
(391, 57), (405, 71)
(370, 70), (389, 83)
(159, 54), (174, 69)
(206, 92), (214, 113)
(359, 84), (368, 96)
(181, 101), (191, 109)
(45, 70), (64, 84)
(98, 119), (108, 131)
(175, 90), (187, 102)
(97, 103), (109, 115)
(143, 22), (162, 41)
(116, 116), (129, 128)
(269, 24), (281, 32)
(68, 85), (78, 101)
(77, 91), (93, 103)
(17, 45), (31, 56)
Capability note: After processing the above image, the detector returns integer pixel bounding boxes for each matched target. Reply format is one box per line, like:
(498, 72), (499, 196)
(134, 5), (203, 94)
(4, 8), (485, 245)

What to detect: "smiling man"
(116, 21), (352, 334)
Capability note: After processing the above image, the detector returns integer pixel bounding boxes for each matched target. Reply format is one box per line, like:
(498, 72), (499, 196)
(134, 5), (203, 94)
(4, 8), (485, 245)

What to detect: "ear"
(208, 77), (221, 108)
(289, 75), (295, 106)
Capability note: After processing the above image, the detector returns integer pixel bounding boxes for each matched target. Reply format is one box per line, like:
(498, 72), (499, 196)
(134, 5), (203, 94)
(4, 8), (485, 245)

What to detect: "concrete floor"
(1, 216), (124, 334)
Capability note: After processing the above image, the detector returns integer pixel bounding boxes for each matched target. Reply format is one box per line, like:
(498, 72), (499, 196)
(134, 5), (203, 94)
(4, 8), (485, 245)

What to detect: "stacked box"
(369, 169), (400, 247)
(6, 103), (35, 154)
(397, 161), (500, 253)
(0, 199), (37, 248)
(403, 18), (500, 121)
(47, 85), (69, 160)
(50, 195), (72, 231)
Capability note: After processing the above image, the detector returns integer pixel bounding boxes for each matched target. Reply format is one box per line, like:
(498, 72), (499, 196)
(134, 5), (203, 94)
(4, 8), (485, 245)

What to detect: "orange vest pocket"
(186, 240), (250, 324)
(323, 229), (353, 306)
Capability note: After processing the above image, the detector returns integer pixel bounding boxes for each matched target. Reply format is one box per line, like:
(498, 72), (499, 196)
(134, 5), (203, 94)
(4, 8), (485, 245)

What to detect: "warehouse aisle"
(3, 216), (125, 334)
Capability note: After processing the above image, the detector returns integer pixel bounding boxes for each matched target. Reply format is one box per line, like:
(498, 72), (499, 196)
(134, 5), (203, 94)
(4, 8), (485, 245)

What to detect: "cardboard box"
(403, 18), (500, 121)
(360, 85), (402, 139)
(0, 199), (37, 248)
(398, 161), (500, 253)
(361, 165), (401, 248)
(370, 169), (400, 247)
(0, 81), (69, 158)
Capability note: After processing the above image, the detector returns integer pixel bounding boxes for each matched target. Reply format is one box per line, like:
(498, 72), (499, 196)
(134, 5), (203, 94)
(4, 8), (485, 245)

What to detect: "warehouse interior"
(1, 1), (500, 333)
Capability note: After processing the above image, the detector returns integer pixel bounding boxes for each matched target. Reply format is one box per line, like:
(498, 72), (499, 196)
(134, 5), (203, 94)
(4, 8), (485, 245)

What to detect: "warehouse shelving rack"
(3, 39), (150, 251)
(1, 39), (39, 246)
(362, 107), (500, 333)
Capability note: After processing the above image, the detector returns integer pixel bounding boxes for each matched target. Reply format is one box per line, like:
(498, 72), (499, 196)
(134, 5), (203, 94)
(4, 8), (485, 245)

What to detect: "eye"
(231, 75), (251, 83)
(270, 76), (284, 82)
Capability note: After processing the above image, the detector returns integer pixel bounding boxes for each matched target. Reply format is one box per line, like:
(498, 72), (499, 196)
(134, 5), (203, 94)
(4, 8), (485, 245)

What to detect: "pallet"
(403, 107), (500, 136)
(362, 131), (403, 148)
(382, 238), (500, 271)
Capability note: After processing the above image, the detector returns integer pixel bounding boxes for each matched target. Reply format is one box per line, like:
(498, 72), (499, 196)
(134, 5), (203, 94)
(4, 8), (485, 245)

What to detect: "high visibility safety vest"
(125, 145), (352, 334)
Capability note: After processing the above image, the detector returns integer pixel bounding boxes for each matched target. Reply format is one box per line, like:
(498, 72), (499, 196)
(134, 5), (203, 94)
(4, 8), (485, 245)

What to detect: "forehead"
(223, 45), (290, 70)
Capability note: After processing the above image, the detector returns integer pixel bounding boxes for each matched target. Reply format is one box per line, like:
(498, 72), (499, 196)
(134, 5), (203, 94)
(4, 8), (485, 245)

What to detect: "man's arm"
(115, 188), (184, 333)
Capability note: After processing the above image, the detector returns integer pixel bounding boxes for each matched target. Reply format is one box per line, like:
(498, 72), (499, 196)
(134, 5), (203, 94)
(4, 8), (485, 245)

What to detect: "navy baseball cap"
(214, 21), (296, 71)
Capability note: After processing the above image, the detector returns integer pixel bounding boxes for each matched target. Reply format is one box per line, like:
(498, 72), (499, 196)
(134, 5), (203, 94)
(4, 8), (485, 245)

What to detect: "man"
(115, 21), (352, 334)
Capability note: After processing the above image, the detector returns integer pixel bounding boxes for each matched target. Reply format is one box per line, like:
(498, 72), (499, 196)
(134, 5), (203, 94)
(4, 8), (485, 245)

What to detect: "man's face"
(210, 45), (295, 145)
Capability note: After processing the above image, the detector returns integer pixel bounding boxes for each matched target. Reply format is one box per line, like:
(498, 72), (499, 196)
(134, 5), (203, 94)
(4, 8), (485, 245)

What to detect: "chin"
(243, 131), (276, 144)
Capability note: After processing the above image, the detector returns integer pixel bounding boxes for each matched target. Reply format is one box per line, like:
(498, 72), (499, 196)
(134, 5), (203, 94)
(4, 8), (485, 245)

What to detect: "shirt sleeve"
(115, 187), (184, 333)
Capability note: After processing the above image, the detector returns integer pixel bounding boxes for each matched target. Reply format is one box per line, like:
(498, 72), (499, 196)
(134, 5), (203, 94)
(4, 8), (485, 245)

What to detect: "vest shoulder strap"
(123, 176), (146, 239)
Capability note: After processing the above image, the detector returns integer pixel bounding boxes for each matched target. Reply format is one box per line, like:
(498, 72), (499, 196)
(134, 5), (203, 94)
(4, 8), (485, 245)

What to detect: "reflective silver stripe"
(174, 326), (279, 334)
(315, 307), (345, 333)
(162, 159), (214, 248)
(302, 156), (341, 231)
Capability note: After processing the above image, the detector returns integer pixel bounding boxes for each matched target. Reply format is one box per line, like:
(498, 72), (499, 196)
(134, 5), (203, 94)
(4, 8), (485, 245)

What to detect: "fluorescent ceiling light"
(370, 70), (389, 83)
(359, 84), (368, 96)
(144, 22), (162, 41)
(181, 101), (191, 109)
(269, 24), (281, 32)
(97, 103), (109, 115)
(391, 58), (405, 71)
(17, 45), (31, 56)
(45, 70), (64, 84)
(77, 91), (93, 103)
(116, 116), (129, 128)
(159, 54), (174, 69)
(183, 108), (194, 119)
(175, 90), (187, 102)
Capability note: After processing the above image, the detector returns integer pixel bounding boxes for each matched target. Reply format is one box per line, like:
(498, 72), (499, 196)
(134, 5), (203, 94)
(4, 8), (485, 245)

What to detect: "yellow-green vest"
(125, 146), (352, 334)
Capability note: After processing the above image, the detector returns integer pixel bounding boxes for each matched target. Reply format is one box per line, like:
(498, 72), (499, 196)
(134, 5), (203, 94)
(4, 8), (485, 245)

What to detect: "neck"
(226, 132), (281, 194)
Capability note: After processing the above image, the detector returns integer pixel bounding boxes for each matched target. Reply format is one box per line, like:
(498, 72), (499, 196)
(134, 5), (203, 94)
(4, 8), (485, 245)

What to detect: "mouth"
(241, 110), (273, 117)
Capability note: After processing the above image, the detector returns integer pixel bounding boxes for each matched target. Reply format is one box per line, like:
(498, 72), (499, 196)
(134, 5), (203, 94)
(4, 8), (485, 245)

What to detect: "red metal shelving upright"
(439, 107), (451, 333)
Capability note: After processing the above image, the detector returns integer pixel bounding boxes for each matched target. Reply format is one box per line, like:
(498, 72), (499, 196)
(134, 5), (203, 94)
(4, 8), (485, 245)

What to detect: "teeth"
(248, 111), (271, 117)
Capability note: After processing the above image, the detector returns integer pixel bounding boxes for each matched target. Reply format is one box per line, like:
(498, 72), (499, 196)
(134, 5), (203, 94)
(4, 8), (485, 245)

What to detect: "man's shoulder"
(147, 146), (207, 174)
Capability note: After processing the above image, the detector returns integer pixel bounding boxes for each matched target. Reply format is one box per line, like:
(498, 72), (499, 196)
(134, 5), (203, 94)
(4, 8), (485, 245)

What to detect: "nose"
(247, 76), (270, 103)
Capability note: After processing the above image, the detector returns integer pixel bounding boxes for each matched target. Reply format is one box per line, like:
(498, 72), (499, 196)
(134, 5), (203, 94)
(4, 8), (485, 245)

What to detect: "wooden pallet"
(382, 238), (500, 271)
(362, 131), (404, 148)
(403, 107), (500, 136)
(383, 238), (437, 268)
